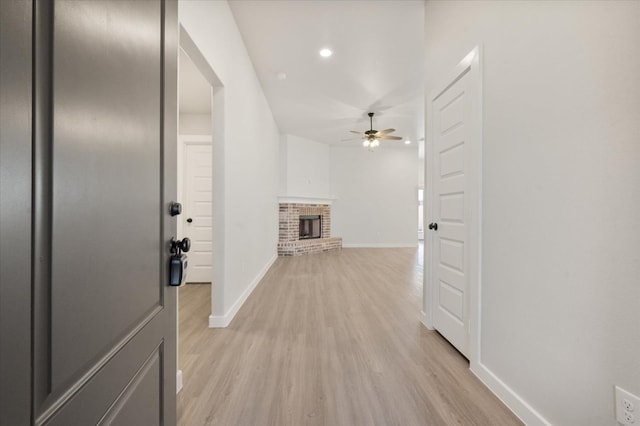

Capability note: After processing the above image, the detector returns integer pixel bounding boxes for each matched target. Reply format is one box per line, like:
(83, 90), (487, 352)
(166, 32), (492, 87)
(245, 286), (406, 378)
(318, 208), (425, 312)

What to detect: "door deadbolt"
(170, 201), (182, 216)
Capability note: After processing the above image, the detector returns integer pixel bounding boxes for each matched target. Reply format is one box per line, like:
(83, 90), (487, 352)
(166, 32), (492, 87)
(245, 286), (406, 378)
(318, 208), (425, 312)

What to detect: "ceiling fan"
(349, 112), (402, 150)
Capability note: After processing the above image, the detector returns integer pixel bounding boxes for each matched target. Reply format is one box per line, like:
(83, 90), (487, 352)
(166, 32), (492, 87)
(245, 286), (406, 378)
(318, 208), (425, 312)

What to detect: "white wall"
(330, 147), (418, 247)
(278, 135), (288, 195)
(180, 0), (280, 323)
(279, 134), (330, 199)
(418, 149), (424, 188)
(179, 113), (211, 135)
(424, 1), (640, 425)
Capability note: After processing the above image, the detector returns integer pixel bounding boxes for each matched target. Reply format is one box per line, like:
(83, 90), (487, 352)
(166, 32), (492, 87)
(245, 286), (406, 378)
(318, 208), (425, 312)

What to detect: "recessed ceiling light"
(276, 72), (287, 80)
(319, 48), (333, 58)
(404, 140), (412, 145)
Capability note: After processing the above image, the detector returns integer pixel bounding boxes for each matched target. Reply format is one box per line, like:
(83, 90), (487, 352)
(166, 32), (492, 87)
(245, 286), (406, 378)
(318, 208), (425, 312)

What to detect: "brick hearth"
(278, 203), (342, 256)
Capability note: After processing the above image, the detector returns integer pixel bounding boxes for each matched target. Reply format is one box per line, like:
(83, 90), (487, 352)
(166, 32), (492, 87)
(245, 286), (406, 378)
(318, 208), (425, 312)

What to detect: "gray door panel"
(50, 0), (163, 392)
(12, 0), (179, 424)
(0, 1), (33, 425)
(102, 351), (162, 426)
(44, 321), (164, 426)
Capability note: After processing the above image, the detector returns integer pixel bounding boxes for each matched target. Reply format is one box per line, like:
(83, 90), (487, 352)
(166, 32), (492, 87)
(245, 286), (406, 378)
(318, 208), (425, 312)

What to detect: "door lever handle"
(428, 222), (438, 231)
(170, 237), (191, 254)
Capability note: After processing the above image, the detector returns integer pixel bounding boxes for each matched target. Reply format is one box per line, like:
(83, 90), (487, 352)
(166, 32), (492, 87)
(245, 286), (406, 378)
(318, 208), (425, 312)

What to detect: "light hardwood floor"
(177, 247), (522, 426)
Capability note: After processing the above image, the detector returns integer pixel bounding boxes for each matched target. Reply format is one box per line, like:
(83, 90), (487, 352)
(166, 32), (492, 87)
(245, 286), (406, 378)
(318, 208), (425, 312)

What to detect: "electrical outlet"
(616, 386), (640, 425)
(624, 399), (635, 412)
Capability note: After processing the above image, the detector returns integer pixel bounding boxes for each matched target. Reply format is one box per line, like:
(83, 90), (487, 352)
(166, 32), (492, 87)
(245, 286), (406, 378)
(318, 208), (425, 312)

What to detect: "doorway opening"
(176, 25), (224, 395)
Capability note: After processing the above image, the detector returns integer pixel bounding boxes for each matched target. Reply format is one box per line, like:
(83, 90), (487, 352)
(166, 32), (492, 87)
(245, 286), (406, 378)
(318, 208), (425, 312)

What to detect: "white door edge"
(424, 46), (482, 368)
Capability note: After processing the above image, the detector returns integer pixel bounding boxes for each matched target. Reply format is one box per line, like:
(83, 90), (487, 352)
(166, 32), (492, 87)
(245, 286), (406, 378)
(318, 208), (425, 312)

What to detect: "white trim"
(468, 46), (483, 370)
(208, 254), (277, 328)
(471, 363), (552, 426)
(342, 243), (418, 248)
(423, 103), (433, 329)
(419, 311), (434, 330)
(278, 196), (335, 205)
(176, 369), (183, 394)
(179, 25), (223, 88)
(424, 46), (482, 363)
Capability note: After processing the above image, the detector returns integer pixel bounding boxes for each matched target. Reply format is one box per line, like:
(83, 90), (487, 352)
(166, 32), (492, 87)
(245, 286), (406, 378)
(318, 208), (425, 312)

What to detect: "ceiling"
(228, 0), (425, 148)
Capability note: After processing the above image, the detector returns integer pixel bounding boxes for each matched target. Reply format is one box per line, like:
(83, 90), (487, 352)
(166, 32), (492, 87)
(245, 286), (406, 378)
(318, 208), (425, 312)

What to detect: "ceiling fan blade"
(349, 130), (364, 135)
(375, 128), (396, 136)
(340, 137), (361, 142)
(378, 135), (403, 140)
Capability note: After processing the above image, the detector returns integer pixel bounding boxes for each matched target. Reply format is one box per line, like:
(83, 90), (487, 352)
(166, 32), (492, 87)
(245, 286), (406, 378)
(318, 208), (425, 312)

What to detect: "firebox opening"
(299, 215), (322, 240)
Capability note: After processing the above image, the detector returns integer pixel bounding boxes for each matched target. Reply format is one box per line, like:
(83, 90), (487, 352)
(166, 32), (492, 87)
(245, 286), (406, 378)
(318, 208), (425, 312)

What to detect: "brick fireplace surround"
(278, 203), (342, 256)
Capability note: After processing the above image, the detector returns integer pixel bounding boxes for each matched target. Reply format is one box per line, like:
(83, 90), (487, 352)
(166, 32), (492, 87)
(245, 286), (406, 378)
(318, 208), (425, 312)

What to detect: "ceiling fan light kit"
(349, 112), (403, 151)
(362, 138), (380, 151)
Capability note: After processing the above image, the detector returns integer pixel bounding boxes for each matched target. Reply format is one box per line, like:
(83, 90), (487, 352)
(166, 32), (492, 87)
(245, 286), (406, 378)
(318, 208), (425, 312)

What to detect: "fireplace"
(299, 215), (321, 239)
(278, 203), (342, 256)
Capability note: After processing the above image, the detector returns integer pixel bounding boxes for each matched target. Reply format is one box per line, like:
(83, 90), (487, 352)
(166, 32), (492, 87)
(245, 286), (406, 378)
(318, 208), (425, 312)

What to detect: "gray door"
(0, 0), (178, 424)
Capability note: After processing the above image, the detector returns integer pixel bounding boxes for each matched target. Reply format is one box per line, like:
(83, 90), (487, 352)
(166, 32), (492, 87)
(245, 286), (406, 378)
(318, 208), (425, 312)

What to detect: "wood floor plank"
(177, 247), (522, 426)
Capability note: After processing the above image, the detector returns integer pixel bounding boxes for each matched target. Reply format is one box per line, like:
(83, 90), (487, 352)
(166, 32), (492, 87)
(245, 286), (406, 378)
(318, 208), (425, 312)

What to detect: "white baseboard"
(471, 362), (552, 426)
(419, 310), (434, 330)
(176, 369), (183, 394)
(342, 243), (419, 248)
(208, 254), (277, 328)
(208, 314), (229, 328)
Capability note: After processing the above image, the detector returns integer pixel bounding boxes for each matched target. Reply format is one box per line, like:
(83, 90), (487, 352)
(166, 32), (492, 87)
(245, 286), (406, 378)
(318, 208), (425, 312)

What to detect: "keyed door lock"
(169, 237), (190, 287)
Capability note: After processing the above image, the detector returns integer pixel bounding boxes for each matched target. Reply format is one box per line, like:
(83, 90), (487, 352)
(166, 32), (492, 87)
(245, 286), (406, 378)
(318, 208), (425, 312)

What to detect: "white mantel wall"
(424, 1), (640, 424)
(330, 146), (418, 247)
(180, 0), (280, 325)
(279, 134), (331, 199)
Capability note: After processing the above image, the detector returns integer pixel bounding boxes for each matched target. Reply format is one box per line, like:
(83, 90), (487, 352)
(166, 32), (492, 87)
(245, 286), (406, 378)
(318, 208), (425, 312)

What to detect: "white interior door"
(430, 70), (471, 358)
(183, 142), (213, 283)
